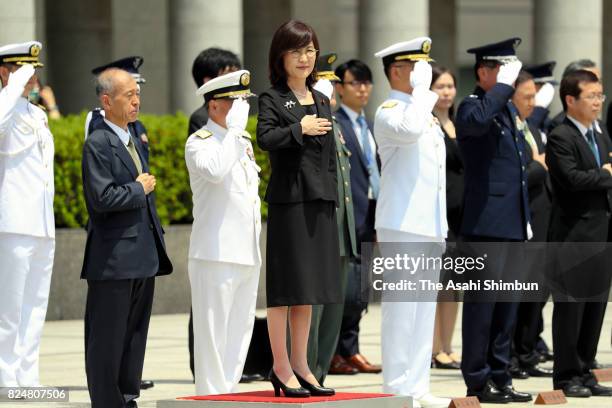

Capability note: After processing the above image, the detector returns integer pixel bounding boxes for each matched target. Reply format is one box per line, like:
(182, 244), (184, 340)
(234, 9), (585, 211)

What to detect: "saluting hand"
(301, 114), (332, 136)
(410, 60), (432, 90)
(497, 60), (522, 86)
(226, 98), (250, 131)
(136, 173), (156, 195)
(9, 64), (35, 89)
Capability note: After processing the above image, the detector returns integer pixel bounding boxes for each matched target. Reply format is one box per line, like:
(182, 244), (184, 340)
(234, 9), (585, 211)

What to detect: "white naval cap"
(374, 37), (433, 66)
(196, 69), (256, 103)
(0, 41), (43, 67)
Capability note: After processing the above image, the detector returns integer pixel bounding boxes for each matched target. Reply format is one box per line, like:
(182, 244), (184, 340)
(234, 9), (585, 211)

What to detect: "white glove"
(226, 98), (250, 131)
(313, 79), (334, 100)
(410, 60), (432, 90)
(496, 60), (522, 86)
(535, 82), (555, 108)
(8, 64), (35, 90)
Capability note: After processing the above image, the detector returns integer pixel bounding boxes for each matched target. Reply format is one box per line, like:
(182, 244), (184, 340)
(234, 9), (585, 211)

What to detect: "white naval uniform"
(0, 81), (55, 387)
(374, 89), (447, 399)
(185, 119), (261, 395)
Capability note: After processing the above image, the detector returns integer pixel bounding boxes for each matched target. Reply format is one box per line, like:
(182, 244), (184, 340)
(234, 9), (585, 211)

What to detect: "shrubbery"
(50, 112), (270, 227)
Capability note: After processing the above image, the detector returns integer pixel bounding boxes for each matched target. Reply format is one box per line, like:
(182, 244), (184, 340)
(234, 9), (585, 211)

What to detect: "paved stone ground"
(7, 302), (612, 407)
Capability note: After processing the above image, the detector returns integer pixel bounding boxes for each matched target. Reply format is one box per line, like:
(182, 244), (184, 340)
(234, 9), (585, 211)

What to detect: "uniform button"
(522, 181), (526, 186)
(522, 166), (525, 171)
(344, 181), (349, 186)
(439, 165), (443, 169)
(514, 137), (518, 143)
(341, 166), (345, 171)
(501, 131), (505, 135)
(519, 151), (523, 156)
(149, 224), (154, 230)
(345, 197), (350, 203)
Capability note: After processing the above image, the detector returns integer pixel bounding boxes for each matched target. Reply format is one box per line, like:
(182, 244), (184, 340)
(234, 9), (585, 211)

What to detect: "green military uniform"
(307, 117), (358, 384)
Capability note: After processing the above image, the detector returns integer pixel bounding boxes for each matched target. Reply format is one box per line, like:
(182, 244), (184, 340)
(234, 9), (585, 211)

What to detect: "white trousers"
(377, 229), (443, 398)
(0, 233), (54, 387)
(188, 259), (260, 395)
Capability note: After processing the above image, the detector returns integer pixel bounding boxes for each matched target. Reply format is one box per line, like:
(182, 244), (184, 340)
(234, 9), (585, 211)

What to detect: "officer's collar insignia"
(193, 129), (213, 139)
(284, 100), (296, 109)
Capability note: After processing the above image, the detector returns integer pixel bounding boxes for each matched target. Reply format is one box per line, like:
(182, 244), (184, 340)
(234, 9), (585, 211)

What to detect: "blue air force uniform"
(456, 38), (533, 402)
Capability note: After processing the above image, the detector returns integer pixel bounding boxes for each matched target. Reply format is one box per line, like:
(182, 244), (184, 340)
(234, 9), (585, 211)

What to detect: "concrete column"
(359, 0), (429, 116)
(429, 0), (456, 71)
(291, 0), (359, 65)
(0, 0), (36, 45)
(44, 0), (112, 114)
(169, 0), (243, 115)
(534, 0), (602, 115)
(243, 0), (291, 96)
(111, 0), (169, 114)
(602, 0), (612, 118)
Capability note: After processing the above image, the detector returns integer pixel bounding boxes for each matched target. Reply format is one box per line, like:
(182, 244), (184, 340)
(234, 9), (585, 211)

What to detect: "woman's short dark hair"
(431, 64), (457, 117)
(335, 59), (373, 83)
(560, 69), (600, 112)
(268, 20), (319, 87)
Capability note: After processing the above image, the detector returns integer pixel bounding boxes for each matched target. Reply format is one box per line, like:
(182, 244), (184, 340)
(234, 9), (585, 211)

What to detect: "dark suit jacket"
(546, 117), (612, 242)
(256, 84), (337, 204)
(334, 106), (377, 249)
(188, 104), (208, 136)
(523, 121), (551, 242)
(81, 122), (173, 280)
(439, 122), (464, 237)
(456, 84), (530, 240)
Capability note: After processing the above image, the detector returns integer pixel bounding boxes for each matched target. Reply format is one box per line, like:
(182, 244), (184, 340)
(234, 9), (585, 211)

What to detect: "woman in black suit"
(430, 64), (463, 370)
(256, 20), (341, 397)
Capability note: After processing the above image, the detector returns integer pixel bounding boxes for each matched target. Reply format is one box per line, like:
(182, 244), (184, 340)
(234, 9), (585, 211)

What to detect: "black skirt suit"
(256, 84), (342, 307)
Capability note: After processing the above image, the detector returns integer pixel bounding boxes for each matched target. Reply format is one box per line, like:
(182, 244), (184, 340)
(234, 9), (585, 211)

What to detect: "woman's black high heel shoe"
(269, 370), (310, 398)
(293, 371), (335, 396)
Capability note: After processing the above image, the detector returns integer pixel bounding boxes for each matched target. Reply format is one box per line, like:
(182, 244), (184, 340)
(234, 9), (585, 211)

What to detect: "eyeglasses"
(287, 48), (318, 59)
(342, 80), (373, 88)
(581, 93), (606, 102)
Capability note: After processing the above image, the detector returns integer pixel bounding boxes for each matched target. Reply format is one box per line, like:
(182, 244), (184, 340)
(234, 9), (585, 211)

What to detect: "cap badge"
(421, 40), (431, 54)
(240, 72), (250, 86)
(327, 54), (336, 64)
(30, 44), (41, 57)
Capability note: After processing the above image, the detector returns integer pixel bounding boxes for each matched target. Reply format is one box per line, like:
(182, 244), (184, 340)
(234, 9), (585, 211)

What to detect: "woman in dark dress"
(430, 64), (463, 370)
(256, 20), (341, 397)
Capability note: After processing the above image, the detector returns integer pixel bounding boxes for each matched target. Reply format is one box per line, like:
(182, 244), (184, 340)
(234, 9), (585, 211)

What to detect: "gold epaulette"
(193, 129), (213, 139)
(381, 101), (398, 109)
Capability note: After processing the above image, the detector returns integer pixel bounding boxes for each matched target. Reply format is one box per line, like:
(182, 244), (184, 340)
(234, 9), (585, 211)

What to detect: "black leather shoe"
(540, 350), (554, 362)
(525, 365), (553, 377)
(468, 381), (512, 404)
(509, 366), (529, 380)
(501, 385), (532, 402)
(587, 383), (612, 396)
(294, 371), (335, 396)
(240, 373), (265, 383)
(562, 384), (592, 398)
(269, 370), (310, 398)
(139, 380), (154, 390)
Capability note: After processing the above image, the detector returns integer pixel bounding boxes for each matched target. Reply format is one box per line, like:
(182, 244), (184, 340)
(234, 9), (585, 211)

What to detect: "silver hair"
(94, 68), (125, 97)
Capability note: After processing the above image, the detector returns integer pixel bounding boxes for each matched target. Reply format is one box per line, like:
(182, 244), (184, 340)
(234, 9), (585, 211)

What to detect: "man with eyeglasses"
(546, 69), (612, 398)
(456, 38), (532, 404)
(0, 41), (55, 391)
(329, 59), (382, 376)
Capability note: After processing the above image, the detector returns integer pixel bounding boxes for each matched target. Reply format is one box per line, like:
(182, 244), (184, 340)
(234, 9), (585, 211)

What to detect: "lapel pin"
(284, 100), (296, 109)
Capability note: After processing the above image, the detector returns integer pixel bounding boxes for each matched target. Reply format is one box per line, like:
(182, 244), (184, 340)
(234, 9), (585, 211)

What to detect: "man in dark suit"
(509, 71), (553, 380)
(81, 68), (173, 408)
(329, 59), (381, 375)
(188, 48), (241, 135)
(546, 69), (612, 398)
(456, 38), (532, 404)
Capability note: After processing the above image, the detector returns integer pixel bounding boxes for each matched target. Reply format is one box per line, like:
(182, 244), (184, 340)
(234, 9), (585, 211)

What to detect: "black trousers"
(513, 301), (547, 367)
(85, 277), (154, 408)
(552, 301), (608, 388)
(460, 235), (520, 393)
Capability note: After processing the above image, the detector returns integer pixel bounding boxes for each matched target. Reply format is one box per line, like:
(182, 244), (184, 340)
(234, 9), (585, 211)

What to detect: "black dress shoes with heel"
(293, 371), (335, 396)
(269, 370), (310, 398)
